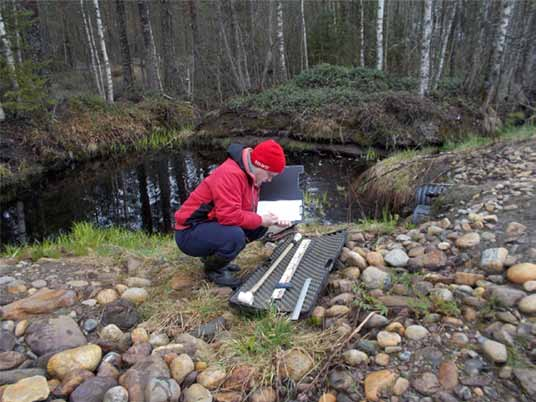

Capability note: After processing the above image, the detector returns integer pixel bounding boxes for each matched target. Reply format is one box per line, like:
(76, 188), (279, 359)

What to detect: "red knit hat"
(251, 140), (286, 173)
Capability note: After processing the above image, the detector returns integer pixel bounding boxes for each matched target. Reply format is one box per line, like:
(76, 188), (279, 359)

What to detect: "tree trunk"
(0, 102), (5, 121)
(0, 10), (20, 95)
(276, 1), (287, 81)
(11, 0), (23, 64)
(81, 0), (104, 97)
(360, 0), (365, 67)
(300, 0), (308, 70)
(261, 1), (274, 89)
(376, 0), (384, 70)
(483, 0), (514, 108)
(432, 0), (456, 90)
(419, 0), (433, 96)
(187, 0), (199, 101)
(93, 0), (113, 103)
(60, 5), (73, 68)
(465, 0), (491, 93)
(161, 0), (175, 93)
(216, 0), (245, 93)
(115, 0), (134, 89)
(137, 0), (162, 93)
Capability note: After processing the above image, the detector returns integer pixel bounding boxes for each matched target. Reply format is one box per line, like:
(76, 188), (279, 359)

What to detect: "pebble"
(364, 370), (396, 401)
(480, 248), (509, 272)
(455, 232), (480, 248)
(361, 267), (391, 290)
(100, 324), (124, 342)
(170, 353), (195, 384)
(342, 349), (368, 366)
(83, 319), (98, 333)
(506, 263), (536, 284)
(120, 287), (149, 305)
(96, 289), (119, 305)
(405, 325), (429, 340)
(149, 332), (170, 347)
(377, 331), (401, 347)
(384, 249), (409, 267)
(2, 375), (50, 402)
(183, 384), (213, 402)
(518, 294), (536, 314)
(392, 377), (409, 396)
(103, 386), (129, 402)
(482, 339), (508, 363)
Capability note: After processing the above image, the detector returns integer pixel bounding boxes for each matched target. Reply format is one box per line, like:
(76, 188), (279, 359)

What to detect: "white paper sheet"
(257, 200), (303, 222)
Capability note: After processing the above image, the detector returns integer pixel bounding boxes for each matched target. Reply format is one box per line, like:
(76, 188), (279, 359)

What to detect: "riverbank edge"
(353, 125), (536, 214)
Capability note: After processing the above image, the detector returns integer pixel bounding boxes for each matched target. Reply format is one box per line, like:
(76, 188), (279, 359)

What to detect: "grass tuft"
(2, 222), (174, 260)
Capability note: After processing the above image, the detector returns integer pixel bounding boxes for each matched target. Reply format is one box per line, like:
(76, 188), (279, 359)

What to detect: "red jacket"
(174, 144), (262, 230)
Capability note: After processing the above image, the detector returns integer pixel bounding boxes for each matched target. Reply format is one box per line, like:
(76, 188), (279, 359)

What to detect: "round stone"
(384, 249), (409, 267)
(342, 349), (368, 366)
(362, 267), (391, 290)
(518, 294), (536, 314)
(377, 331), (401, 347)
(456, 233), (480, 248)
(121, 288), (149, 305)
(47, 344), (102, 379)
(83, 319), (98, 333)
(2, 375), (50, 402)
(482, 339), (508, 363)
(103, 386), (129, 402)
(506, 263), (536, 284)
(31, 279), (47, 289)
(131, 327), (149, 344)
(170, 353), (194, 384)
(96, 289), (119, 305)
(405, 325), (429, 341)
(100, 324), (124, 342)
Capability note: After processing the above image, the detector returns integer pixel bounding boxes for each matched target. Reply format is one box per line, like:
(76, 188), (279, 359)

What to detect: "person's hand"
(275, 219), (291, 227)
(261, 212), (279, 227)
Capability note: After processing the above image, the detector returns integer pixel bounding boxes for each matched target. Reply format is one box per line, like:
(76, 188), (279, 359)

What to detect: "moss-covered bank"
(195, 64), (488, 151)
(0, 96), (195, 194)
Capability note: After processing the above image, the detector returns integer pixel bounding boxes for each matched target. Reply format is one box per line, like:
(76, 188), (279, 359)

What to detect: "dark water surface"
(0, 149), (368, 247)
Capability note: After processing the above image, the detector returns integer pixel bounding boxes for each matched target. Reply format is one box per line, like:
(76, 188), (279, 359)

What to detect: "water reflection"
(0, 150), (367, 247)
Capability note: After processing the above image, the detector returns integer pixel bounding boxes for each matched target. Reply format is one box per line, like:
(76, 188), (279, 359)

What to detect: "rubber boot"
(203, 255), (242, 288)
(201, 257), (241, 272)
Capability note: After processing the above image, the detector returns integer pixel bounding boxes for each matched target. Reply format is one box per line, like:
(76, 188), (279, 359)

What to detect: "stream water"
(0, 149), (369, 247)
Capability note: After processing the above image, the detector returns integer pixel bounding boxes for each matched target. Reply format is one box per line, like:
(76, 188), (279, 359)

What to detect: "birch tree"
(115, 0), (133, 89)
(376, 0), (384, 71)
(161, 0), (175, 92)
(11, 0), (22, 65)
(0, 102), (5, 121)
(360, 0), (365, 67)
(432, 0), (457, 90)
(483, 0), (514, 108)
(300, 0), (308, 70)
(419, 0), (433, 96)
(93, 0), (114, 103)
(81, 0), (104, 97)
(0, 9), (20, 96)
(187, 0), (199, 101)
(137, 0), (162, 93)
(276, 1), (287, 81)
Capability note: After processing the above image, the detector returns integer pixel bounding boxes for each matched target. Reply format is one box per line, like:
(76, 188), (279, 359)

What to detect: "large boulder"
(0, 288), (77, 320)
(26, 315), (87, 356)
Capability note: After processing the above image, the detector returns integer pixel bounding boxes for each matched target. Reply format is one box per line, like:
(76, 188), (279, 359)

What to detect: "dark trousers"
(175, 221), (267, 261)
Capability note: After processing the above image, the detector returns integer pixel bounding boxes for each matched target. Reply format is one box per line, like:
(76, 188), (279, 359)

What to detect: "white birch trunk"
(0, 11), (20, 93)
(300, 0), (308, 70)
(432, 0), (456, 89)
(276, 1), (287, 81)
(93, 0), (114, 103)
(419, 0), (433, 96)
(360, 0), (365, 67)
(80, 0), (103, 97)
(0, 102), (5, 121)
(376, 0), (384, 71)
(484, 0), (514, 108)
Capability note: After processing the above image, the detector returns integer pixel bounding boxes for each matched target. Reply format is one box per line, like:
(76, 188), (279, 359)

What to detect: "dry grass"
(216, 310), (341, 387)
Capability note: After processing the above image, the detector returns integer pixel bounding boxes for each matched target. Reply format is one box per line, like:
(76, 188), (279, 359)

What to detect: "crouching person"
(174, 140), (290, 288)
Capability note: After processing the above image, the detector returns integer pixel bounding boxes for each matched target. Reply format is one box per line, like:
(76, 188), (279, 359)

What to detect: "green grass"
(2, 222), (174, 260)
(352, 283), (388, 316)
(357, 209), (399, 234)
(441, 124), (535, 152)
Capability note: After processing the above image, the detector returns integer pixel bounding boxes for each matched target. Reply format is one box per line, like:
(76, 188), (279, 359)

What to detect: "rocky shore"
(0, 138), (535, 401)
